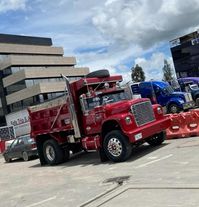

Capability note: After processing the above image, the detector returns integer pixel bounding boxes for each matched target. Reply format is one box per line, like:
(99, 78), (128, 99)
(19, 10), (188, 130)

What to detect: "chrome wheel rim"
(170, 105), (178, 113)
(46, 145), (55, 161)
(107, 138), (122, 157)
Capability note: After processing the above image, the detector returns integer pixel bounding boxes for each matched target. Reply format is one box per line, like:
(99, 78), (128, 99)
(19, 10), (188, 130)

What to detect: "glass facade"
(3, 66), (64, 77)
(8, 92), (64, 113)
(0, 55), (9, 125)
(5, 76), (80, 95)
(5, 78), (63, 95)
(1, 66), (82, 114)
(170, 31), (199, 78)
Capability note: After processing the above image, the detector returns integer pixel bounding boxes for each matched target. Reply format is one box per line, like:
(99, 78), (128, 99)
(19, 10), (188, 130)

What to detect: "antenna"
(84, 75), (91, 96)
(93, 79), (105, 92)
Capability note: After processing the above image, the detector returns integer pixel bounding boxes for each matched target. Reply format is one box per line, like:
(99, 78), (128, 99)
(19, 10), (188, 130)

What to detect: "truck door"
(155, 86), (170, 107)
(140, 83), (157, 104)
(80, 95), (102, 135)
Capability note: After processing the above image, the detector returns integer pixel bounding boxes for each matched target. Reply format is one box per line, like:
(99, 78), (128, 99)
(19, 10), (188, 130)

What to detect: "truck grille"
(131, 101), (155, 126)
(185, 93), (193, 102)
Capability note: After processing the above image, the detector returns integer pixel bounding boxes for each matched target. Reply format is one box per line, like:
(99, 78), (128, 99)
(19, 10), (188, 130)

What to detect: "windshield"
(84, 90), (129, 110)
(190, 84), (199, 90)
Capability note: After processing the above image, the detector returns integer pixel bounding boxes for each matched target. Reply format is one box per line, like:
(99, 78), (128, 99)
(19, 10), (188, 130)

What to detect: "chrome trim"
(131, 101), (155, 127)
(61, 74), (81, 138)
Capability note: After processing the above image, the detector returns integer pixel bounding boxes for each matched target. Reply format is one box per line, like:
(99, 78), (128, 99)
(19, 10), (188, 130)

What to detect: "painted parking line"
(135, 154), (173, 169)
(25, 196), (56, 207)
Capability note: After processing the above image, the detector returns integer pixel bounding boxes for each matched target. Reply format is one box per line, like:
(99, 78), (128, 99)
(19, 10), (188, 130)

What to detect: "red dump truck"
(28, 70), (171, 165)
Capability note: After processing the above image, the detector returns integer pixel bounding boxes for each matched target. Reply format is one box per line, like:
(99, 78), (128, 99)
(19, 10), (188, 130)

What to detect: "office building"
(0, 34), (89, 136)
(170, 30), (199, 78)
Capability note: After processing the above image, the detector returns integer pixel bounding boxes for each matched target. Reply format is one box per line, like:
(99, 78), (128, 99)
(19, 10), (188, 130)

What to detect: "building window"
(8, 92), (64, 113)
(6, 80), (26, 95)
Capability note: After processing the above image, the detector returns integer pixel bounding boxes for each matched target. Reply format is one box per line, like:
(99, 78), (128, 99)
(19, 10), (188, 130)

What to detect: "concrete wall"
(0, 43), (63, 55)
(6, 82), (66, 105)
(3, 67), (89, 87)
(0, 55), (76, 70)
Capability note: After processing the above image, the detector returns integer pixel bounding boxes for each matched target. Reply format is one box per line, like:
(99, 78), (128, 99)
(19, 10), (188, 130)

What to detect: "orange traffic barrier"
(166, 113), (188, 139)
(184, 111), (199, 137)
(166, 110), (199, 139)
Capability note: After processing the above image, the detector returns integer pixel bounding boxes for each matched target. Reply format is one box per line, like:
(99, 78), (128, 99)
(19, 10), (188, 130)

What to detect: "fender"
(101, 113), (137, 136)
(166, 97), (184, 109)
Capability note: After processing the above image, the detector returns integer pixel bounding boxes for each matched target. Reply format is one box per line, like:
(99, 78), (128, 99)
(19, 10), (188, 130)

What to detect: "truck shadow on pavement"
(29, 143), (169, 168)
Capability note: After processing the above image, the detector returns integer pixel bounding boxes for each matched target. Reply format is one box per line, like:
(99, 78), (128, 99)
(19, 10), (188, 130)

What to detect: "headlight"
(179, 99), (185, 104)
(125, 116), (132, 124)
(157, 106), (163, 114)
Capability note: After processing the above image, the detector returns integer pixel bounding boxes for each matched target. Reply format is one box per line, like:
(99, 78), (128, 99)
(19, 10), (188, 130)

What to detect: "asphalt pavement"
(1, 137), (199, 207)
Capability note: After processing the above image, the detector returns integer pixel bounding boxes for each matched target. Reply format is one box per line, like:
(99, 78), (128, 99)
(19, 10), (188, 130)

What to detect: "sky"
(0, 0), (199, 82)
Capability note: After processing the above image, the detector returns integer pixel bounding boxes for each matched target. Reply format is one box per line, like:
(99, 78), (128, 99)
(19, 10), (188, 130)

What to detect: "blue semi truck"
(170, 78), (199, 106)
(130, 81), (194, 113)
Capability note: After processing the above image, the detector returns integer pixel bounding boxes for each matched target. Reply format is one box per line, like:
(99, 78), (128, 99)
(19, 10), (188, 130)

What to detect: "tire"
(103, 130), (132, 162)
(86, 69), (110, 78)
(167, 103), (180, 114)
(4, 155), (11, 163)
(43, 139), (64, 165)
(146, 131), (165, 147)
(71, 144), (82, 154)
(98, 147), (109, 162)
(196, 98), (199, 107)
(22, 151), (29, 161)
(63, 147), (70, 162)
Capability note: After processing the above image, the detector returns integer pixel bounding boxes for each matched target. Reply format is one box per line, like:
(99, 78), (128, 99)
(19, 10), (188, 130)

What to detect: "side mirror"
(155, 87), (160, 95)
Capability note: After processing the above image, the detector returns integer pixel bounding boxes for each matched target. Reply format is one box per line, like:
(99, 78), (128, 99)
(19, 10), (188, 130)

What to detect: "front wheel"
(103, 130), (132, 162)
(146, 131), (166, 146)
(4, 155), (11, 163)
(167, 104), (180, 114)
(43, 140), (65, 165)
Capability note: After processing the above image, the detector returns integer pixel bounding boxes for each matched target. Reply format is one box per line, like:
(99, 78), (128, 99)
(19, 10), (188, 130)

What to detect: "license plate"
(135, 133), (142, 141)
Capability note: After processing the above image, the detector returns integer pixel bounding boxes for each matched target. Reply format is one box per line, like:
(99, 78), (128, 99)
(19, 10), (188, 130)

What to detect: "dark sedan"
(3, 135), (38, 162)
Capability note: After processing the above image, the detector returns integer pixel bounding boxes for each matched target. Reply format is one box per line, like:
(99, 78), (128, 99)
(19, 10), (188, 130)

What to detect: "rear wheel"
(22, 151), (29, 161)
(146, 132), (166, 146)
(43, 140), (65, 165)
(103, 130), (132, 162)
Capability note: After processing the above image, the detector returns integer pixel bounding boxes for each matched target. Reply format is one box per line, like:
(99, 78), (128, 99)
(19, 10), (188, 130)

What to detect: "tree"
(162, 59), (174, 82)
(131, 64), (145, 82)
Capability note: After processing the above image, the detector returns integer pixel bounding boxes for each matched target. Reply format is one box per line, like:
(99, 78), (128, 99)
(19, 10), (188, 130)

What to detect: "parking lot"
(1, 137), (199, 207)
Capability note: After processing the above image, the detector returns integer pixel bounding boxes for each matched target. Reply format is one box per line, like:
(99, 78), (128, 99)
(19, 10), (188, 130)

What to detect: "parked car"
(3, 135), (38, 163)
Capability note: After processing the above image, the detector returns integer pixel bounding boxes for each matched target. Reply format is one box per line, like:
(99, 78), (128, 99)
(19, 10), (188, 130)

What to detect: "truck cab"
(177, 78), (199, 106)
(29, 70), (171, 165)
(131, 81), (194, 113)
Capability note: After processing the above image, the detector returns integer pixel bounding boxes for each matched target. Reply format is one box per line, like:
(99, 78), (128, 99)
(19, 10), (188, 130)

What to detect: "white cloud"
(134, 52), (175, 81)
(2, 0), (198, 82)
(0, 0), (27, 13)
(92, 0), (199, 49)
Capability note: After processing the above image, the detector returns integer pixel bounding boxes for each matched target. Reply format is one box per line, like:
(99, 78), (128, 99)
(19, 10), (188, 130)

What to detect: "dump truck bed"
(28, 96), (74, 137)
